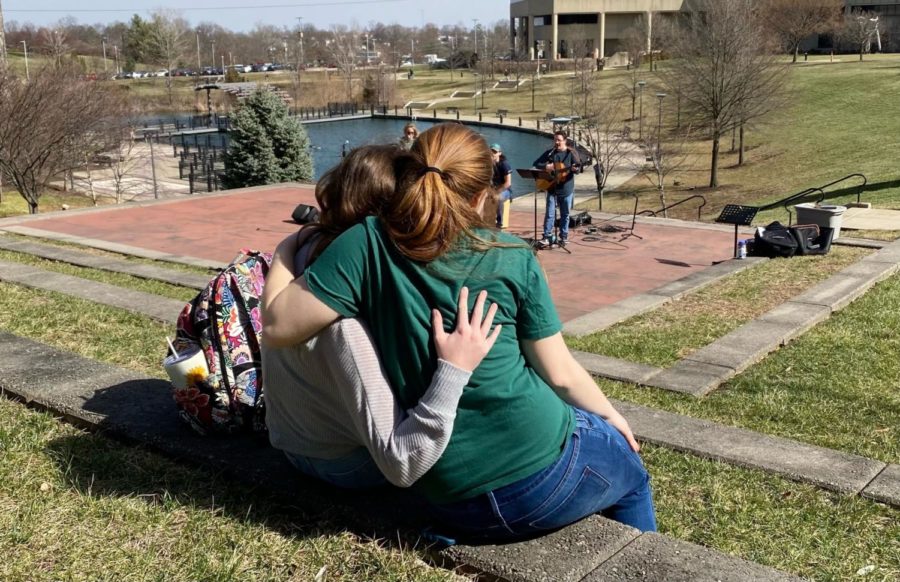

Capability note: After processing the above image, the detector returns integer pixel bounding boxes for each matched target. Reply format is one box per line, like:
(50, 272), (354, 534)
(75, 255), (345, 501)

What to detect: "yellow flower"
(185, 366), (207, 387)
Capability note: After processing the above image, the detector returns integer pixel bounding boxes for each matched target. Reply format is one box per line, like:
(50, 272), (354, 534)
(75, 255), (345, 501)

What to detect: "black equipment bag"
(791, 225), (834, 256)
(291, 203), (320, 225)
(556, 211), (592, 229)
(752, 221), (799, 258)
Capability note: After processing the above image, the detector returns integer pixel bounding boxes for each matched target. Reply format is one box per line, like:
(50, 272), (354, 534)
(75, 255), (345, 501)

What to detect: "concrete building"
(510, 0), (900, 60)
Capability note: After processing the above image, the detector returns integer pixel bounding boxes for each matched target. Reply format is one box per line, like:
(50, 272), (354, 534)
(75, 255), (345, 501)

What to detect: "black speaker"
(291, 203), (320, 224)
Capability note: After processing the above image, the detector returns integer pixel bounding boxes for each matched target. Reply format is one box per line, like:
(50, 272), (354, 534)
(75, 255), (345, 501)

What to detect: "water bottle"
(737, 240), (747, 259)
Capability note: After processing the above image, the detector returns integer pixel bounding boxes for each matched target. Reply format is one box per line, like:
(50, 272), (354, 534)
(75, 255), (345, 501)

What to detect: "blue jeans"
(285, 447), (387, 489)
(543, 190), (574, 240)
(427, 408), (656, 541)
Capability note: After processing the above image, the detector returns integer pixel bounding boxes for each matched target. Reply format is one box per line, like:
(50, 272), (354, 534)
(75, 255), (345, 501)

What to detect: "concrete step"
(0, 234), (211, 290)
(0, 260), (183, 324)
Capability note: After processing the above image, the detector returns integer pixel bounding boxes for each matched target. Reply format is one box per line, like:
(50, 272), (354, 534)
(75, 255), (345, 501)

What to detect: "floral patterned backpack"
(171, 249), (271, 435)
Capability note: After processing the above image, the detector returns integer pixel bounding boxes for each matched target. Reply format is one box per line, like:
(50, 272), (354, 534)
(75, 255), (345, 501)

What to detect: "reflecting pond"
(162, 115), (554, 196)
(303, 118), (552, 196)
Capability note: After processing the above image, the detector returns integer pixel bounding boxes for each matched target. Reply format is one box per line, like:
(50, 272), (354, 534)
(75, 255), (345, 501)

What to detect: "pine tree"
(223, 89), (313, 189)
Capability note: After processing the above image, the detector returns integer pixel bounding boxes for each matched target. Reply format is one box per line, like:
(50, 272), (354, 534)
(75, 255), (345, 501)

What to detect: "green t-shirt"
(305, 216), (574, 502)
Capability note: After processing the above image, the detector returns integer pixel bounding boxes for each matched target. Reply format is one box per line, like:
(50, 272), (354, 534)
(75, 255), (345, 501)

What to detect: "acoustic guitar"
(535, 160), (570, 191)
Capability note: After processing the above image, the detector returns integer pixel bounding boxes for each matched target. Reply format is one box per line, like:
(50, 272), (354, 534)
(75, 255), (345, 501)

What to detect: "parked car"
(153, 69), (169, 77)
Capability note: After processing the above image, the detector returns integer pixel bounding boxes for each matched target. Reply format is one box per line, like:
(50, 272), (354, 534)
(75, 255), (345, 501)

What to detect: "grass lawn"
(568, 246), (870, 367)
(0, 188), (107, 218)
(596, 270), (900, 465)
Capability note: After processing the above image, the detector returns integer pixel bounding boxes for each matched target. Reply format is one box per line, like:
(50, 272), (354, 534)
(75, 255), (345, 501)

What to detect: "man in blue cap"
(490, 143), (512, 228)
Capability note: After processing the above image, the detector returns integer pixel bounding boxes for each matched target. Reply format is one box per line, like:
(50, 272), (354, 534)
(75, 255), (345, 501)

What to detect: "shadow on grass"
(40, 377), (439, 548)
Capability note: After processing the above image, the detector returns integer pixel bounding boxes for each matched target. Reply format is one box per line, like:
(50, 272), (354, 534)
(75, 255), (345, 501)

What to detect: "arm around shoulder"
(262, 233), (341, 348)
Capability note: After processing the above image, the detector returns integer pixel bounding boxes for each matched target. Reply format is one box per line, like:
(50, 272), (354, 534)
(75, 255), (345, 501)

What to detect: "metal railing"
(759, 173), (867, 225)
(637, 194), (707, 221)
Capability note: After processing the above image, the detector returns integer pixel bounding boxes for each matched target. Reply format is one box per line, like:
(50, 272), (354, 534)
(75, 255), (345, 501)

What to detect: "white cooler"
(794, 203), (847, 240)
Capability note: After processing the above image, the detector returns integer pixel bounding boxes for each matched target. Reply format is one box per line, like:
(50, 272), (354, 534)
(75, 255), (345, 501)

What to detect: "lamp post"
(21, 41), (29, 81)
(114, 44), (120, 74)
(637, 80), (646, 140)
(365, 32), (371, 66)
(655, 92), (666, 158)
(211, 40), (215, 72)
(101, 36), (108, 74)
(196, 30), (202, 71)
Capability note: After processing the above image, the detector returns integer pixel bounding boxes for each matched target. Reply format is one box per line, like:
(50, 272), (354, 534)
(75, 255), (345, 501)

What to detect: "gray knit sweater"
(263, 318), (469, 488)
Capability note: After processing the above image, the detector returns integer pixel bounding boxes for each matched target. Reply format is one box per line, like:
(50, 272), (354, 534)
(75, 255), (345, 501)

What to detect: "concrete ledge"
(649, 257), (766, 300)
(683, 319), (795, 374)
(563, 259), (766, 338)
(582, 533), (804, 581)
(0, 259), (183, 324)
(862, 464), (900, 507)
(791, 273), (881, 312)
(564, 294), (671, 338)
(572, 350), (661, 385)
(643, 360), (733, 397)
(0, 234), (211, 289)
(757, 301), (832, 331)
(614, 400), (887, 496)
(0, 226), (226, 270)
(441, 515), (639, 582)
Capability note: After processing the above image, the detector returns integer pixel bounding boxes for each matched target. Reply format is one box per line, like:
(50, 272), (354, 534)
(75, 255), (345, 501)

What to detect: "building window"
(534, 15), (551, 26)
(558, 14), (599, 25)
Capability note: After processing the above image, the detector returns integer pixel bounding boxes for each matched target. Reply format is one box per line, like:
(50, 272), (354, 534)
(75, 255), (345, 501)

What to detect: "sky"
(2, 0), (511, 31)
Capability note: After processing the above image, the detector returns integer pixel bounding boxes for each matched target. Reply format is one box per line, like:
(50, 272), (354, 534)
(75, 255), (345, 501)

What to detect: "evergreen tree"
(223, 89), (313, 189)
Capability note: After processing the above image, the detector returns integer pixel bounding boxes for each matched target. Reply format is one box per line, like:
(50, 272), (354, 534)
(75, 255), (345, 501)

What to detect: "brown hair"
(553, 129), (568, 140)
(383, 123), (494, 263)
(402, 122), (418, 138)
(310, 144), (407, 261)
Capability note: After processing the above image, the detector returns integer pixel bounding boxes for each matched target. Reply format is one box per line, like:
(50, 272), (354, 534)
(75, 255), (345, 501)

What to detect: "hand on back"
(433, 287), (501, 372)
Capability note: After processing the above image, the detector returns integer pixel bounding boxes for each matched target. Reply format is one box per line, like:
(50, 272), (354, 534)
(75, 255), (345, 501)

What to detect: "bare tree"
(107, 128), (151, 204)
(639, 123), (693, 216)
(0, 67), (125, 213)
(576, 90), (633, 211)
(41, 27), (69, 67)
(621, 21), (646, 72)
(838, 10), (880, 61)
(0, 0), (8, 70)
(329, 26), (360, 97)
(760, 0), (843, 63)
(662, 0), (787, 187)
(147, 11), (187, 102)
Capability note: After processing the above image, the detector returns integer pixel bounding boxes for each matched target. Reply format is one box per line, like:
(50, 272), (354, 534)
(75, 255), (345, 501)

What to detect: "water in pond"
(170, 116), (553, 197)
(304, 118), (552, 196)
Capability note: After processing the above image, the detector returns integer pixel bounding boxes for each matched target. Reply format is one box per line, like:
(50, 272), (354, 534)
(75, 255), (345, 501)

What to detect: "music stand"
(715, 204), (759, 257)
(516, 168), (549, 248)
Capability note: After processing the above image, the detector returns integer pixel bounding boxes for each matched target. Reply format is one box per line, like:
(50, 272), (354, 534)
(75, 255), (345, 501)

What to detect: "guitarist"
(532, 130), (580, 248)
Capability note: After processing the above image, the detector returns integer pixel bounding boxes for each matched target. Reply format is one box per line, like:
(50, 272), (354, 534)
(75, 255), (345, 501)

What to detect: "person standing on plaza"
(533, 130), (580, 247)
(490, 143), (512, 228)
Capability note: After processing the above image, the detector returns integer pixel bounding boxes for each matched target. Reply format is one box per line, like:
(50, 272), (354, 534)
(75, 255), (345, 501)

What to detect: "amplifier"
(556, 211), (592, 228)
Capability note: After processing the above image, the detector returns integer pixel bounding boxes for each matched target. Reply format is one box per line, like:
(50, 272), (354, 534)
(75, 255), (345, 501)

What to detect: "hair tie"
(420, 166), (447, 179)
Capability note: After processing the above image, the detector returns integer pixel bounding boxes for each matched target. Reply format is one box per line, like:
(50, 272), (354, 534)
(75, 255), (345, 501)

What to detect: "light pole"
(211, 40), (215, 72)
(655, 92), (666, 157)
(114, 44), (120, 74)
(364, 32), (370, 66)
(296, 17), (305, 69)
(196, 30), (202, 71)
(637, 80), (646, 140)
(21, 41), (29, 81)
(101, 36), (108, 74)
